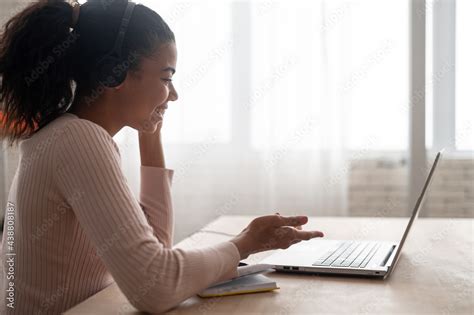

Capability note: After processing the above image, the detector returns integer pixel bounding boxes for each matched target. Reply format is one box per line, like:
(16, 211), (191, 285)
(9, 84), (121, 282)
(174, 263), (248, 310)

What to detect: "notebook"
(236, 263), (275, 278)
(198, 273), (279, 298)
(204, 263), (275, 288)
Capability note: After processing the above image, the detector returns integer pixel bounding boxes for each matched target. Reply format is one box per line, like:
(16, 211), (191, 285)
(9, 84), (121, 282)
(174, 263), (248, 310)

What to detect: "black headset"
(93, 2), (136, 88)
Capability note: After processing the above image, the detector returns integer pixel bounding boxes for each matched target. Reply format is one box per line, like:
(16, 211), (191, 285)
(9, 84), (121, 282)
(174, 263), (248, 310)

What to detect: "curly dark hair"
(0, 0), (175, 146)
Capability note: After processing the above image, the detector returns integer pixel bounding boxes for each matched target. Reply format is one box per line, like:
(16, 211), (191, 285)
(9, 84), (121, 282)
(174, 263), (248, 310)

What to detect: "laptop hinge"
(380, 245), (396, 267)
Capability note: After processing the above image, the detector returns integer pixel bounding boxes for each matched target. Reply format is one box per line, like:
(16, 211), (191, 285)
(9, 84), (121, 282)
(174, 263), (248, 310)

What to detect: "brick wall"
(349, 154), (474, 218)
(426, 158), (474, 217)
(349, 157), (408, 217)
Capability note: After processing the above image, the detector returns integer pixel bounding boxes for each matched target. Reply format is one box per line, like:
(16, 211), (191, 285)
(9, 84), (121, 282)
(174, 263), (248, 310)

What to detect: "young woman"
(0, 0), (324, 313)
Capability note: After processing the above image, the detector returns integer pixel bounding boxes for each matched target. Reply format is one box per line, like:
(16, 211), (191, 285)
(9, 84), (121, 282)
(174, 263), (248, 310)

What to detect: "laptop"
(260, 150), (444, 279)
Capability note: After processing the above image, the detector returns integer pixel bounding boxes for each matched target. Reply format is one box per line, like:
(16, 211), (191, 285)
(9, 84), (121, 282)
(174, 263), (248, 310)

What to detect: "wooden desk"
(65, 216), (473, 314)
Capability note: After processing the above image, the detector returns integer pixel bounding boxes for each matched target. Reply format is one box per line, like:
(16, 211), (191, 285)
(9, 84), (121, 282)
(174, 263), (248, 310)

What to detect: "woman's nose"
(169, 83), (178, 102)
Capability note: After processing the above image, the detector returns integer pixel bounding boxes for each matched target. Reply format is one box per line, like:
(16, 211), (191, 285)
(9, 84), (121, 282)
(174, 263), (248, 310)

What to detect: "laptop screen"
(386, 149), (444, 276)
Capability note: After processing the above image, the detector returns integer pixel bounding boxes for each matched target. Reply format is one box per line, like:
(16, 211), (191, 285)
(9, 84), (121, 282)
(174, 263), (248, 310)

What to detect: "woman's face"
(118, 42), (178, 133)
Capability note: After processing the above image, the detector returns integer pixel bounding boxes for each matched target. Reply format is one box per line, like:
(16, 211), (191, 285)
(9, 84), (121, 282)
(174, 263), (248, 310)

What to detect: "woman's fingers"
(275, 215), (308, 227)
(295, 229), (324, 240)
(271, 213), (305, 229)
(290, 239), (302, 245)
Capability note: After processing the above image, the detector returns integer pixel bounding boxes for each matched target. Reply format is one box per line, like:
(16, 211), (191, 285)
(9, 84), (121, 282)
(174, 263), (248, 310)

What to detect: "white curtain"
(247, 0), (350, 215)
(116, 0), (355, 242)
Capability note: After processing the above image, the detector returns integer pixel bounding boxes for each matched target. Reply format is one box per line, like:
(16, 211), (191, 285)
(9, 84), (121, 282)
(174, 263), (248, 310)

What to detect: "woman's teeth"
(151, 107), (165, 121)
(155, 106), (167, 113)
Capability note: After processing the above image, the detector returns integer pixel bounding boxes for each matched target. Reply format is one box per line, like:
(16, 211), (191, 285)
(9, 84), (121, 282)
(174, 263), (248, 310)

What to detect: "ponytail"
(0, 0), (76, 145)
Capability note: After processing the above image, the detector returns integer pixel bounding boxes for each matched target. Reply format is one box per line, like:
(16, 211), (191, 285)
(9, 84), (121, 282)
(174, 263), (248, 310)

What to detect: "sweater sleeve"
(139, 166), (174, 248)
(54, 120), (240, 313)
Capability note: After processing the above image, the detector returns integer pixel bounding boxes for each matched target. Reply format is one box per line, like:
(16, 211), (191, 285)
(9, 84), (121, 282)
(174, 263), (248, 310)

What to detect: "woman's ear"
(113, 82), (125, 90)
(115, 67), (142, 90)
(113, 73), (129, 90)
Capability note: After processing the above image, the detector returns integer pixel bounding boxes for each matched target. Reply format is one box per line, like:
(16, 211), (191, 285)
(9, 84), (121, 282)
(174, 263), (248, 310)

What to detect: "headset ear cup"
(95, 56), (128, 88)
(89, 2), (135, 90)
(113, 62), (128, 87)
(97, 57), (118, 88)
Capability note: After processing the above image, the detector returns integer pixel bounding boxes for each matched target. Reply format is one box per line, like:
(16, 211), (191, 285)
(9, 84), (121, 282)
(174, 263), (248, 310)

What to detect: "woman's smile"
(153, 105), (167, 118)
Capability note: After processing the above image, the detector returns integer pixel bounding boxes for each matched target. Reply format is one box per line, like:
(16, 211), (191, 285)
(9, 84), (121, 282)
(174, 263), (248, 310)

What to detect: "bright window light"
(456, 0), (474, 151)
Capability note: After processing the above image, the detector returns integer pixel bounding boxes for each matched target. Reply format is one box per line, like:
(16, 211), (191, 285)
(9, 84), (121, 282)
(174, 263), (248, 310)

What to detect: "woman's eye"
(162, 78), (172, 84)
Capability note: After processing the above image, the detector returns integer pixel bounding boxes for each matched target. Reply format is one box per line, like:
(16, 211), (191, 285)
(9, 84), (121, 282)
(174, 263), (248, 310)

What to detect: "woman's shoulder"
(54, 113), (110, 137)
(50, 113), (120, 156)
(19, 113), (111, 155)
(27, 113), (107, 140)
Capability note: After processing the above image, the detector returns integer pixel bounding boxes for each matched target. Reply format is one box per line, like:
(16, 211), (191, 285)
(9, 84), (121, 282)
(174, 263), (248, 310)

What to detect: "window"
(131, 0), (233, 144)
(455, 0), (474, 151)
(426, 0), (473, 153)
(84, 0), (471, 154)
(249, 0), (409, 151)
(132, 0), (412, 151)
(344, 0), (409, 151)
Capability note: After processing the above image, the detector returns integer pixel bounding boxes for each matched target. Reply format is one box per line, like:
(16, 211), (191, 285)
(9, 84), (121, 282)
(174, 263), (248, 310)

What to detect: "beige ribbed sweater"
(0, 113), (240, 314)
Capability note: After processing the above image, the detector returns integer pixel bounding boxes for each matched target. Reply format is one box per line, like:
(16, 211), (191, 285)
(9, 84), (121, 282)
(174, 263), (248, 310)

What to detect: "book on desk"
(198, 273), (279, 298)
(198, 263), (278, 298)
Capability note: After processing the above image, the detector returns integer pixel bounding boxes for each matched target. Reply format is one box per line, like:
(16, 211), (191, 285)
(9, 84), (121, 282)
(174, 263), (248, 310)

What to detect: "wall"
(170, 153), (473, 242)
(349, 154), (474, 218)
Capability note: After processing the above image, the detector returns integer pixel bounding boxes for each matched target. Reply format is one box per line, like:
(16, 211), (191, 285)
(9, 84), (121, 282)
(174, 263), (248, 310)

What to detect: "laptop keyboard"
(312, 241), (381, 268)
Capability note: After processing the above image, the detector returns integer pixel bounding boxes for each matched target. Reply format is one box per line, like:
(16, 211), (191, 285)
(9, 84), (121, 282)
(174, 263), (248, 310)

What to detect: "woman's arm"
(56, 120), (324, 313)
(55, 121), (240, 313)
(138, 166), (174, 248)
(138, 122), (174, 248)
(138, 129), (165, 168)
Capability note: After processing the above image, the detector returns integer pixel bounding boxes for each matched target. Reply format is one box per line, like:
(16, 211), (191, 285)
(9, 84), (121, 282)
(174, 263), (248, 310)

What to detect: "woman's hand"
(139, 106), (164, 134)
(138, 107), (166, 168)
(230, 214), (324, 260)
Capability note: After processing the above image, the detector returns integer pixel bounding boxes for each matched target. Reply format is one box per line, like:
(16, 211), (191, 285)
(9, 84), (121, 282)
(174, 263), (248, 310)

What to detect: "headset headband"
(110, 2), (136, 57)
